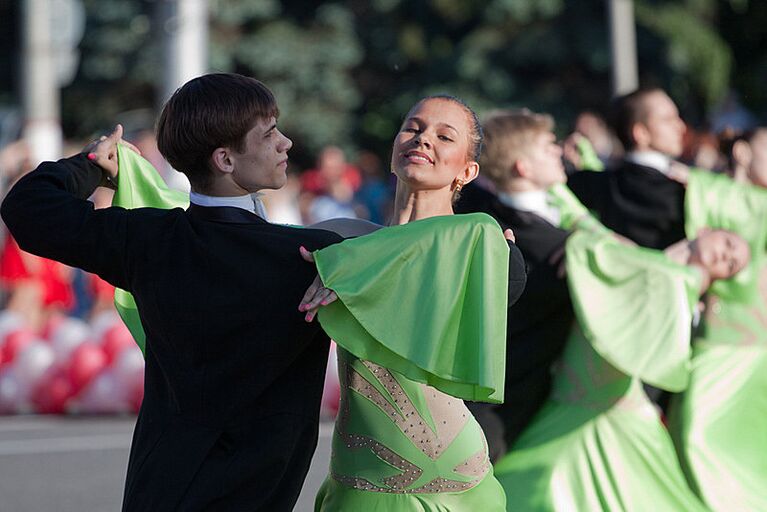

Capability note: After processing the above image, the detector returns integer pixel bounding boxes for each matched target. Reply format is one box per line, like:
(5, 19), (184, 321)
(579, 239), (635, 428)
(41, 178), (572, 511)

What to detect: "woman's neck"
(391, 185), (454, 225)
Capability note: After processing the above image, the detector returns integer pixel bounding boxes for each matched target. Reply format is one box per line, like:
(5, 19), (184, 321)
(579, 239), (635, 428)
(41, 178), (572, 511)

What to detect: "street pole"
(607, 0), (639, 97)
(157, 0), (209, 105)
(21, 0), (62, 165)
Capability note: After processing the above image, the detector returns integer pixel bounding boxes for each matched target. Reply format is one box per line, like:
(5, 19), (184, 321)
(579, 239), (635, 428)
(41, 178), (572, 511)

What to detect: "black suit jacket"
(567, 161), (686, 250)
(1, 155), (342, 511)
(457, 184), (573, 451)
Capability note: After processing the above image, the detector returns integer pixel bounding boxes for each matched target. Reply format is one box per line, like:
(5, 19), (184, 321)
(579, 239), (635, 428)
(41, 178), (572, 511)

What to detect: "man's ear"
(631, 123), (650, 150)
(514, 158), (530, 179)
(210, 147), (234, 175)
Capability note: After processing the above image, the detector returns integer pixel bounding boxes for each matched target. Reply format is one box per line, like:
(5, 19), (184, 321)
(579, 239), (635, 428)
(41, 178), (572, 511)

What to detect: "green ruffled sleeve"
(686, 169), (767, 303)
(565, 230), (701, 391)
(112, 147), (189, 354)
(314, 213), (510, 403)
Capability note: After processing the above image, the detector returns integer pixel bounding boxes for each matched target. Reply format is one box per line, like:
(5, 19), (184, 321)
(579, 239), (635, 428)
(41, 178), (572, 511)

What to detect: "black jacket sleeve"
(507, 240), (527, 307)
(1, 154), (131, 289)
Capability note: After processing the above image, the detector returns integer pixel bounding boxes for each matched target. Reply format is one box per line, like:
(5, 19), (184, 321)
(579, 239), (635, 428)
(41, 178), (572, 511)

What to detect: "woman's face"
(391, 98), (476, 191)
(690, 229), (750, 281)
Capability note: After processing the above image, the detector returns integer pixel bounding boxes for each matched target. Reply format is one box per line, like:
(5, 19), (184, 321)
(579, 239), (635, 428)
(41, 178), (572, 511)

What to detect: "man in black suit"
(567, 88), (691, 409)
(567, 87), (688, 250)
(457, 110), (574, 457)
(1, 74), (341, 511)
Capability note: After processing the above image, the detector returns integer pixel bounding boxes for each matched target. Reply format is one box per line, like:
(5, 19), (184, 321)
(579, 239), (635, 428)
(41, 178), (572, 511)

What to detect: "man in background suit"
(567, 88), (690, 409)
(1, 74), (341, 511)
(567, 87), (688, 250)
(457, 110), (574, 458)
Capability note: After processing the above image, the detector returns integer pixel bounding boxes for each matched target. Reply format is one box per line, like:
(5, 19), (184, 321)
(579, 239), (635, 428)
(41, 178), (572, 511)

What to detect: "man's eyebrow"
(264, 123), (277, 135)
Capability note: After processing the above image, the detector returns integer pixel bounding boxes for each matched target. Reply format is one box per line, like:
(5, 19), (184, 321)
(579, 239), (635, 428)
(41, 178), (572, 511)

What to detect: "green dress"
(667, 171), (767, 511)
(312, 213), (511, 511)
(493, 193), (708, 511)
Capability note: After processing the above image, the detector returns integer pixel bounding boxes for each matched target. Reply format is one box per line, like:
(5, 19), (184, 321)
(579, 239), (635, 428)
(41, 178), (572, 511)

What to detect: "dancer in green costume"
(301, 96), (527, 511)
(493, 184), (750, 512)
(667, 131), (767, 511)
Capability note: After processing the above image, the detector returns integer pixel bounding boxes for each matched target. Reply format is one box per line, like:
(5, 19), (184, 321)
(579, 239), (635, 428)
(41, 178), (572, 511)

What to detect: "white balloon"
(89, 310), (121, 344)
(71, 368), (128, 414)
(0, 310), (26, 342)
(0, 367), (31, 413)
(51, 317), (90, 361)
(14, 341), (55, 385)
(113, 345), (145, 389)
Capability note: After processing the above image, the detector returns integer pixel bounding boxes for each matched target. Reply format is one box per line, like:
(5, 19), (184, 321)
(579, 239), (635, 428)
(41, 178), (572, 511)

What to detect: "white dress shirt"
(189, 191), (269, 221)
(625, 150), (673, 177)
(497, 189), (561, 227)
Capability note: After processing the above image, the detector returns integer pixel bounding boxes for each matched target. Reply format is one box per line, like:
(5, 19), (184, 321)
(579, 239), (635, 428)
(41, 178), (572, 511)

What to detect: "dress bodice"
(329, 349), (491, 494)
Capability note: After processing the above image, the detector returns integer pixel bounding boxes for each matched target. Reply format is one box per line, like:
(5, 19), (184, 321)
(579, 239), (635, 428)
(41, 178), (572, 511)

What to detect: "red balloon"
(67, 343), (107, 393)
(1, 329), (36, 366)
(101, 323), (135, 364)
(32, 366), (75, 414)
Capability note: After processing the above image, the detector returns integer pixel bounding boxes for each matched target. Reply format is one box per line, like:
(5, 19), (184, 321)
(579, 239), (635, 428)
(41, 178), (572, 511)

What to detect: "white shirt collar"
(625, 150), (672, 176)
(189, 191), (269, 221)
(497, 189), (561, 227)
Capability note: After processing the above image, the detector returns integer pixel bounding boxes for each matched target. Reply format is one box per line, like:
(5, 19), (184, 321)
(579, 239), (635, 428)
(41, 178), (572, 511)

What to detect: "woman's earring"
(454, 179), (464, 192)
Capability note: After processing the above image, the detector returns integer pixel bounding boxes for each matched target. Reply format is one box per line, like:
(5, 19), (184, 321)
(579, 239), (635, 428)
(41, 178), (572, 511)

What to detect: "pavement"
(0, 415), (332, 512)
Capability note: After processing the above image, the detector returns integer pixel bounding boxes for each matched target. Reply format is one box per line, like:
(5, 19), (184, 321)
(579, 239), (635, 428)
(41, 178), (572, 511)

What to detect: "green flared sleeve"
(685, 169), (767, 303)
(314, 213), (510, 403)
(112, 146), (189, 354)
(565, 230), (702, 391)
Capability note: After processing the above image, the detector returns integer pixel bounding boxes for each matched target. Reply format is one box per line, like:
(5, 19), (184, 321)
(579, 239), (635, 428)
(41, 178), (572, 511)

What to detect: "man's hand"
(503, 228), (516, 243)
(82, 124), (142, 189)
(298, 246), (338, 322)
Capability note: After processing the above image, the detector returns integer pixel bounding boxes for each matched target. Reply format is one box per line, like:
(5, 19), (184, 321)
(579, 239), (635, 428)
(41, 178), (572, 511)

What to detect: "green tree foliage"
(2, 0), (762, 163)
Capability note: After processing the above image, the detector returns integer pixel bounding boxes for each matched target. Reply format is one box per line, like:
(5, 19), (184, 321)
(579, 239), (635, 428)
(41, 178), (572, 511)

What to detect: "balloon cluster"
(0, 310), (144, 414)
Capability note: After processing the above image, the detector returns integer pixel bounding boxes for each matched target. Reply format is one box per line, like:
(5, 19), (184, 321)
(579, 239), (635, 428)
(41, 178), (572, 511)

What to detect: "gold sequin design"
(332, 358), (489, 493)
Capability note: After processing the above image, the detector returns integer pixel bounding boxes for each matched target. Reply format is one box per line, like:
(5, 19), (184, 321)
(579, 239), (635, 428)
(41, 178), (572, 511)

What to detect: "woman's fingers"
(299, 274), (322, 310)
(503, 228), (516, 243)
(299, 246), (315, 263)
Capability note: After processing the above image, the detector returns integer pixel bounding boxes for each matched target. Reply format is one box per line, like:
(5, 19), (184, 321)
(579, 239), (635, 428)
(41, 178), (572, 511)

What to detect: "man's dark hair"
(609, 87), (664, 151)
(156, 73), (278, 192)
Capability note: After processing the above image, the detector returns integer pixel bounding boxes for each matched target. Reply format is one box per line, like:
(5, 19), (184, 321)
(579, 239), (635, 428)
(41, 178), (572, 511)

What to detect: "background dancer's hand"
(298, 246), (338, 322)
(82, 124), (142, 189)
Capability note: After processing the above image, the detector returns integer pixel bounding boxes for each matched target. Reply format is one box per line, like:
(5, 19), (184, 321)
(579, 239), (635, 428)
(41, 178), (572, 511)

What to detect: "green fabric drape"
(111, 146), (189, 353)
(314, 213), (510, 403)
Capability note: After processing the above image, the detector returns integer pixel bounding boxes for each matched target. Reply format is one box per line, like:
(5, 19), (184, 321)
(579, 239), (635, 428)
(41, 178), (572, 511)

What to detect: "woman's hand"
(82, 124), (142, 189)
(298, 246), (338, 322)
(503, 228), (515, 243)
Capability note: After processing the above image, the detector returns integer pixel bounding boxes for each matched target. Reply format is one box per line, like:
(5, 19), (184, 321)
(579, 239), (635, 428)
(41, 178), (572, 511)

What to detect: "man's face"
(636, 91), (686, 157)
(229, 116), (293, 193)
(521, 131), (566, 189)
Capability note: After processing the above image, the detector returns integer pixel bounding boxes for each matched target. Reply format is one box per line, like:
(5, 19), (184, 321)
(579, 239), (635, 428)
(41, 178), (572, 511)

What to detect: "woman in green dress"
(667, 129), (767, 511)
(301, 96), (527, 511)
(492, 184), (750, 512)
